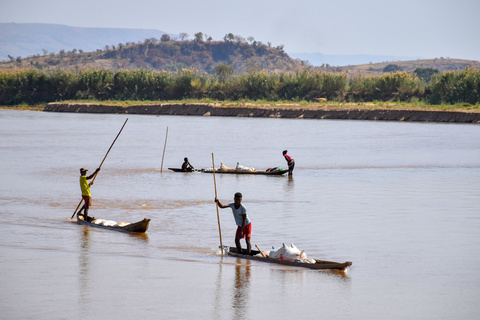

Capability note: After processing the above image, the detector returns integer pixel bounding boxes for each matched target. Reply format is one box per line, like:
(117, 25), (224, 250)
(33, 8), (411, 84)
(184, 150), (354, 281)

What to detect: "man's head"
(184, 157), (188, 162)
(234, 192), (242, 205)
(80, 168), (88, 175)
(282, 150), (288, 155)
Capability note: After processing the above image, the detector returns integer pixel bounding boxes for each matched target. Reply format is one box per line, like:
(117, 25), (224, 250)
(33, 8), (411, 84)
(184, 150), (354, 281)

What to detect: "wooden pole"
(212, 153), (224, 255)
(160, 127), (168, 173)
(71, 118), (129, 219)
(255, 244), (267, 258)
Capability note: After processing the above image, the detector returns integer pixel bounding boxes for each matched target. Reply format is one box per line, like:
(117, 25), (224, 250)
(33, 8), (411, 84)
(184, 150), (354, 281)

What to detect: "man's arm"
(215, 198), (229, 209)
(87, 168), (100, 180)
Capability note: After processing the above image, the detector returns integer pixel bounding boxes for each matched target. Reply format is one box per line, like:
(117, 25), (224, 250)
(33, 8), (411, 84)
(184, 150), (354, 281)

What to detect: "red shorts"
(235, 223), (252, 240)
(82, 195), (92, 206)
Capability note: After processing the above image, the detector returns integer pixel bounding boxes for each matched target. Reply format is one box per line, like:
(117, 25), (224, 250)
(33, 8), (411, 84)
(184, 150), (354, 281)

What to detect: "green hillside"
(0, 38), (301, 74)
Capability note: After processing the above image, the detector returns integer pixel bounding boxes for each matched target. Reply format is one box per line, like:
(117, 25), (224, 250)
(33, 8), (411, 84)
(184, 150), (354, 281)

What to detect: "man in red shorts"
(282, 150), (295, 176)
(79, 167), (100, 221)
(215, 192), (252, 255)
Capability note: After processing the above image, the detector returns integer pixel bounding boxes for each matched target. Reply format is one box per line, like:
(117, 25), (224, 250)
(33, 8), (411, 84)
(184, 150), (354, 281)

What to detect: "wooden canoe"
(223, 246), (352, 270)
(77, 214), (150, 233)
(168, 168), (288, 175)
(168, 168), (201, 173)
(205, 169), (288, 175)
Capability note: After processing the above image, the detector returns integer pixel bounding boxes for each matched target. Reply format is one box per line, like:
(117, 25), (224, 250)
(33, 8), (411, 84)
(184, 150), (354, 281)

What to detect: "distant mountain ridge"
(0, 23), (443, 66)
(0, 22), (174, 61)
(1, 23), (478, 74)
(289, 52), (424, 67)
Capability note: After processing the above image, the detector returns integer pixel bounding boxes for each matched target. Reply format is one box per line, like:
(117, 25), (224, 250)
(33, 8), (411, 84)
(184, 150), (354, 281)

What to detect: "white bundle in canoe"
(266, 243), (316, 264)
(91, 218), (131, 228)
(235, 162), (256, 173)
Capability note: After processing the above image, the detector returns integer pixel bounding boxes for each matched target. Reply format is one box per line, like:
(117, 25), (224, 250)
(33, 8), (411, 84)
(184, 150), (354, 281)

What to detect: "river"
(1, 109), (479, 319)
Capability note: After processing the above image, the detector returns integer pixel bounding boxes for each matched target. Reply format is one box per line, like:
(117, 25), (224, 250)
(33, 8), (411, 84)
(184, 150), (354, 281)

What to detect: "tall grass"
(347, 72), (425, 102)
(0, 68), (479, 105)
(428, 67), (480, 104)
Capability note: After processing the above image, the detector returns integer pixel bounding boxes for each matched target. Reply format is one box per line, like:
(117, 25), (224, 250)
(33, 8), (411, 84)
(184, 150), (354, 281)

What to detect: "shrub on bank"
(428, 67), (480, 105)
(0, 68), (478, 105)
(347, 72), (425, 102)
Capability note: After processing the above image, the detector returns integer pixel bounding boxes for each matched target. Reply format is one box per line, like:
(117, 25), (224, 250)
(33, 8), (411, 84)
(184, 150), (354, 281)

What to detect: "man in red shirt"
(283, 150), (295, 176)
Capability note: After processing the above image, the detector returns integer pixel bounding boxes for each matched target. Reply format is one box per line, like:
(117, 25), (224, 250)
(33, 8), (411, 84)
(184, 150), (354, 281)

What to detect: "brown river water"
(1, 109), (479, 319)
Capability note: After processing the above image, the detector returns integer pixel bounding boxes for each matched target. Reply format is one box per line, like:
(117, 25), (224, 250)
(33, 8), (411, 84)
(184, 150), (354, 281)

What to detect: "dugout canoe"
(168, 168), (201, 173)
(77, 213), (150, 233)
(168, 168), (288, 175)
(223, 246), (352, 270)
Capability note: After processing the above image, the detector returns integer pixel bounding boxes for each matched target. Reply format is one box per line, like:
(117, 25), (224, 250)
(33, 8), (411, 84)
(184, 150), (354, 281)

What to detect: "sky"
(1, 0), (479, 60)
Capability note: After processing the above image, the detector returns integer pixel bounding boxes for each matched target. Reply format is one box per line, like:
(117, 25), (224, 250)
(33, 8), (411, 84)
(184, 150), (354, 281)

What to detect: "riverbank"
(44, 102), (480, 123)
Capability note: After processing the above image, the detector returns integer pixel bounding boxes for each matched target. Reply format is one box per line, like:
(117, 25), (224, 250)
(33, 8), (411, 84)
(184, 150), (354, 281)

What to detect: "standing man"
(283, 150), (295, 176)
(215, 192), (252, 255)
(79, 167), (100, 221)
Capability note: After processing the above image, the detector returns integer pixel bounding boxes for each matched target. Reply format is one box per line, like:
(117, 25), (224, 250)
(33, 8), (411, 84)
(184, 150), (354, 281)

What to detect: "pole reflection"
(78, 227), (91, 316)
(212, 256), (224, 320)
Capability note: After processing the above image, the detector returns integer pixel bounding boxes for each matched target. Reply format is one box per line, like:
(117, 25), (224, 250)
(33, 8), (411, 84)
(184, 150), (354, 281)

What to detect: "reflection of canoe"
(77, 214), (150, 233)
(168, 168), (287, 175)
(223, 246), (352, 270)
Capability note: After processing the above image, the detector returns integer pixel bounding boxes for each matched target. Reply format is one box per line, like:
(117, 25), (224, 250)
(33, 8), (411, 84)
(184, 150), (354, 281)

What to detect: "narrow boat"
(204, 169), (288, 175)
(168, 168), (201, 173)
(77, 213), (150, 233)
(168, 168), (288, 175)
(222, 246), (352, 270)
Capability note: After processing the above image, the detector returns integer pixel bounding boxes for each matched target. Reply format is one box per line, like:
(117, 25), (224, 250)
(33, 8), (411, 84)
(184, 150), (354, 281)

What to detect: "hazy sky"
(1, 0), (479, 60)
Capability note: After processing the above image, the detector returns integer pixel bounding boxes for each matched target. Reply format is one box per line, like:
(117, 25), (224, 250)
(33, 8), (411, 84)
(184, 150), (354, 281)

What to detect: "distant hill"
(0, 22), (174, 61)
(340, 58), (480, 74)
(0, 23), (478, 75)
(289, 52), (424, 67)
(0, 39), (301, 74)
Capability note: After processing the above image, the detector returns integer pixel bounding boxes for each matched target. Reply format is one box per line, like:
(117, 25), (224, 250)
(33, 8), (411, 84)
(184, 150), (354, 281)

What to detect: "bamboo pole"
(212, 153), (224, 255)
(71, 118), (128, 219)
(160, 127), (168, 173)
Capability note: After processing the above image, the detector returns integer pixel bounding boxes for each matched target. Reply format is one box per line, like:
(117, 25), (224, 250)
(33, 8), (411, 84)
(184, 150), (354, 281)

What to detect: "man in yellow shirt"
(79, 167), (100, 221)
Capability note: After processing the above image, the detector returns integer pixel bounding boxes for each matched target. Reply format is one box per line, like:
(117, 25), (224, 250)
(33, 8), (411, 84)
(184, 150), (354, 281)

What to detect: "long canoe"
(223, 246), (352, 270)
(77, 214), (150, 233)
(168, 168), (201, 173)
(168, 168), (288, 175)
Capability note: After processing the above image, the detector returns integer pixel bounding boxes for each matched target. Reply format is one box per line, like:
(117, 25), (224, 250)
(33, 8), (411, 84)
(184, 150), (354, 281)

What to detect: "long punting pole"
(160, 127), (168, 173)
(212, 153), (224, 255)
(71, 118), (129, 218)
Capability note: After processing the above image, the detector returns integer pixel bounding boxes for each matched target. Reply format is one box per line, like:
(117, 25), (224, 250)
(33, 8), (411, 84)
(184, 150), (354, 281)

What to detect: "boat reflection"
(271, 266), (351, 281)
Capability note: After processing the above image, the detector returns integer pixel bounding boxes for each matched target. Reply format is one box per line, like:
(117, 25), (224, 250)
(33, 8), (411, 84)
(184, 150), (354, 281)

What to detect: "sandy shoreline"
(44, 102), (480, 123)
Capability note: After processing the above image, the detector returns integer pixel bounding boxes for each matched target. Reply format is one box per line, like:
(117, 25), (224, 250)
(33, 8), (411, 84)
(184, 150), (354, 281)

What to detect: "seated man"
(181, 157), (194, 172)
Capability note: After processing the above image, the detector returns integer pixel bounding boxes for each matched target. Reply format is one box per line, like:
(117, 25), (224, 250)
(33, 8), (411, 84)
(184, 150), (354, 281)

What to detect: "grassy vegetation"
(1, 68), (479, 112)
(3, 99), (478, 113)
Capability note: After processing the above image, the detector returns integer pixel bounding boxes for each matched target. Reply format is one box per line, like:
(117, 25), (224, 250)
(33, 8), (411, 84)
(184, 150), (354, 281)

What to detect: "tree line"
(0, 67), (478, 105)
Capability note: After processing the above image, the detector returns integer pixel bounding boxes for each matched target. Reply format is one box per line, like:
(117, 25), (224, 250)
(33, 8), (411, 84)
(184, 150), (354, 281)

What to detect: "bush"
(0, 68), (478, 105)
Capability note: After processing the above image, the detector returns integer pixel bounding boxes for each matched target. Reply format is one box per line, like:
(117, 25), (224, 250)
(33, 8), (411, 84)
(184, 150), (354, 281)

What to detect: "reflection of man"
(215, 192), (252, 255)
(79, 167), (100, 221)
(181, 157), (194, 172)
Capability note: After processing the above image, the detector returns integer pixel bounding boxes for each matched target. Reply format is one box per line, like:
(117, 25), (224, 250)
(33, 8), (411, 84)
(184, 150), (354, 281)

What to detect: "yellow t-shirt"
(80, 175), (91, 197)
